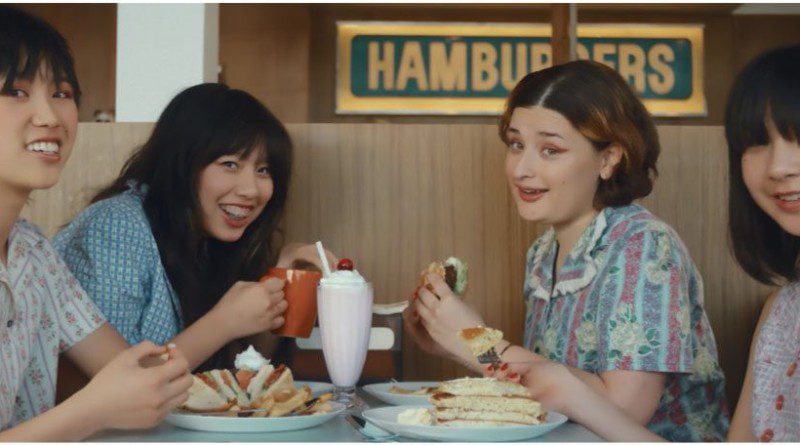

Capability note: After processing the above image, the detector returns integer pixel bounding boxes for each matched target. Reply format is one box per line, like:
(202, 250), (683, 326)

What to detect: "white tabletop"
(89, 391), (603, 442)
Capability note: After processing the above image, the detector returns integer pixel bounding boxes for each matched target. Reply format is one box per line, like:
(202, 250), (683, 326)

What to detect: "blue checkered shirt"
(52, 184), (183, 346)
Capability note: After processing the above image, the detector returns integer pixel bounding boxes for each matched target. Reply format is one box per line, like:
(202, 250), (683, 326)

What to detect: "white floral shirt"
(0, 220), (104, 430)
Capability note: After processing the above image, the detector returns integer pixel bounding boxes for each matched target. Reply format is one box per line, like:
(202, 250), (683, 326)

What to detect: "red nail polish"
(508, 372), (518, 379)
(500, 363), (509, 371)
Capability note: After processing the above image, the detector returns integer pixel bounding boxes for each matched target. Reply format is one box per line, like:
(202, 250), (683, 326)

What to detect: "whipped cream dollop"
(397, 407), (434, 426)
(234, 345), (270, 371)
(319, 269), (368, 286)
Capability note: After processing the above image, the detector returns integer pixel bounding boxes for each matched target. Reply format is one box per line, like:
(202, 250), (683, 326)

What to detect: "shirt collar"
(1, 221), (45, 285)
(528, 209), (610, 303)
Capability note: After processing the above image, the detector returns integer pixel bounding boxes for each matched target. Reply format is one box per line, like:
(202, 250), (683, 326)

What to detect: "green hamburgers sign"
(336, 22), (705, 116)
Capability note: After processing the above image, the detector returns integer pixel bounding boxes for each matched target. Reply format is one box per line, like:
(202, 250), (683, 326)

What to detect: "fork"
(477, 347), (501, 368)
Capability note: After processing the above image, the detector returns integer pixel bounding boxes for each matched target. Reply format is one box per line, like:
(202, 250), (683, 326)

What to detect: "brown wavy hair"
(499, 60), (660, 208)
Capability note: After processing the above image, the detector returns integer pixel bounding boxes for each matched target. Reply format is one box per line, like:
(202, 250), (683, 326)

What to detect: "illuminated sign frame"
(336, 21), (706, 117)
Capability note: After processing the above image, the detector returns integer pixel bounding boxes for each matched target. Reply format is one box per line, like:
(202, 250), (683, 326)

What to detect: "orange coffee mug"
(261, 267), (322, 338)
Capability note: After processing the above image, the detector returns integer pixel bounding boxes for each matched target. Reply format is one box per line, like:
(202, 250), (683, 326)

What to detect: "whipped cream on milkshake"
(317, 259), (373, 401)
(319, 268), (367, 286)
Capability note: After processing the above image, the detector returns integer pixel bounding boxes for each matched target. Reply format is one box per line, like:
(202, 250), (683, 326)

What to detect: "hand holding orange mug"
(261, 267), (322, 338)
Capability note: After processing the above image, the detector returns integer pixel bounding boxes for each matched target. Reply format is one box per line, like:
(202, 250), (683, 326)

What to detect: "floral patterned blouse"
(751, 281), (800, 442)
(523, 204), (729, 441)
(0, 220), (105, 430)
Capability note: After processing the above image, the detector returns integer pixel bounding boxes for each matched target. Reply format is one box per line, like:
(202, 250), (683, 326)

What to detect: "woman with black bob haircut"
(726, 45), (800, 285)
(724, 44), (800, 442)
(55, 83), (331, 372)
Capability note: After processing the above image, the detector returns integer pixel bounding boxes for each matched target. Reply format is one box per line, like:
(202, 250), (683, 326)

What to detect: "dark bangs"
(726, 44), (800, 157)
(194, 87), (293, 245)
(0, 6), (81, 103)
(726, 44), (800, 285)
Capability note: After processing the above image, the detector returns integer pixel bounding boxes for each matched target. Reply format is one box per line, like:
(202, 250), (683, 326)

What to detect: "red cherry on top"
(337, 258), (354, 271)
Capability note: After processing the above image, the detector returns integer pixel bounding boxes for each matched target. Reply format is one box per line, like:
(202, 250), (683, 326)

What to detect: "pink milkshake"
(316, 259), (373, 408)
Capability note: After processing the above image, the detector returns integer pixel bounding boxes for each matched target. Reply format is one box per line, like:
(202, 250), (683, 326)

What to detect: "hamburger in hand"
(419, 256), (468, 296)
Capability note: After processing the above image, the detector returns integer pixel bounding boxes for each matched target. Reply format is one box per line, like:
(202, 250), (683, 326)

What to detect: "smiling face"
(0, 64), (78, 197)
(504, 106), (621, 229)
(742, 117), (800, 236)
(197, 148), (274, 242)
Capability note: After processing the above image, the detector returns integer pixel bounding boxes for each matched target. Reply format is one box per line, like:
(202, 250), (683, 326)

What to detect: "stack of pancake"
(430, 377), (546, 427)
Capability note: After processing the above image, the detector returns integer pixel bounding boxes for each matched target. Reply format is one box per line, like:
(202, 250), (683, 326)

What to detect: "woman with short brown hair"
(404, 60), (729, 440)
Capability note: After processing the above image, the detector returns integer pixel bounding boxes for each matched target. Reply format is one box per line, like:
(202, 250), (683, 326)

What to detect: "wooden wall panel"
(24, 123), (768, 407)
(13, 4), (116, 123)
(219, 4), (311, 123)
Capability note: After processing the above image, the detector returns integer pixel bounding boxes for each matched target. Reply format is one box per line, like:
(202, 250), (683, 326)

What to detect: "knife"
(345, 414), (398, 441)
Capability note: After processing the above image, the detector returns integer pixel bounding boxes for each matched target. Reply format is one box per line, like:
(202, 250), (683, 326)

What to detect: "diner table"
(89, 390), (603, 442)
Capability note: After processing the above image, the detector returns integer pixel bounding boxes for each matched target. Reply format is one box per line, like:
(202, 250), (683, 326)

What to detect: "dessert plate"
(363, 381), (439, 406)
(361, 405), (568, 442)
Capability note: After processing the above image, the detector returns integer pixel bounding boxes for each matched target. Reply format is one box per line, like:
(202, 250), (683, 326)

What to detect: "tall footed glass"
(317, 278), (373, 410)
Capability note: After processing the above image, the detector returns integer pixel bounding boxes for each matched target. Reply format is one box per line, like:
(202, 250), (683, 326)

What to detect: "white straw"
(315, 241), (333, 278)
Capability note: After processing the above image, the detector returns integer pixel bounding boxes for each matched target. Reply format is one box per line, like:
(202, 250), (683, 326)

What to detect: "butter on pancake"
(458, 326), (503, 357)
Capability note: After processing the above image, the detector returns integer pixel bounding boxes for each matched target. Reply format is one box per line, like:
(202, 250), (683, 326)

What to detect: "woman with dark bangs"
(404, 60), (729, 441)
(0, 6), (192, 439)
(725, 44), (800, 442)
(53, 83), (334, 372)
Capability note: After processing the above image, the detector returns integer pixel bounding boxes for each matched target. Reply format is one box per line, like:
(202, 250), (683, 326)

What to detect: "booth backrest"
(24, 123), (772, 406)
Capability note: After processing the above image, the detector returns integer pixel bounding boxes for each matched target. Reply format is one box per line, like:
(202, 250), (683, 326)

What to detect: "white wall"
(116, 4), (219, 122)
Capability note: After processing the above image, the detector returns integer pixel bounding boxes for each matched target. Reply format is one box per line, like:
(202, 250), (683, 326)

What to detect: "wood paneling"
(219, 4), (311, 123)
(13, 4), (116, 123)
(24, 123), (768, 408)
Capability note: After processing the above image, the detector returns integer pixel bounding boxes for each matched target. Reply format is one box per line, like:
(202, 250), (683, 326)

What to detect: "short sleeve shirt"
(523, 204), (729, 441)
(52, 182), (183, 346)
(0, 220), (105, 430)
(752, 281), (800, 442)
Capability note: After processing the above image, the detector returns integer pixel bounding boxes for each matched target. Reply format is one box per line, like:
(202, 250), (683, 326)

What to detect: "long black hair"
(0, 5), (81, 104)
(93, 83), (293, 369)
(726, 44), (800, 285)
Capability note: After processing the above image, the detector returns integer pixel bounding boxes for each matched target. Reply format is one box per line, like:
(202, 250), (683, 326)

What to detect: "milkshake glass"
(316, 268), (373, 408)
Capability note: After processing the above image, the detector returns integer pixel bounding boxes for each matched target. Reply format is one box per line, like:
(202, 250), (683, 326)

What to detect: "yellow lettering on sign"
(429, 41), (467, 91)
(531, 43), (552, 72)
(500, 43), (528, 89)
(577, 43), (590, 60)
(368, 41), (394, 90)
(648, 43), (675, 95)
(593, 43), (616, 69)
(618, 44), (646, 93)
(396, 41), (429, 91)
(472, 42), (498, 91)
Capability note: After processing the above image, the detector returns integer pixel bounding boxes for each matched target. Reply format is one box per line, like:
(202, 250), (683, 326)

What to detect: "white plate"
(166, 401), (345, 433)
(361, 405), (568, 442)
(362, 381), (439, 406)
(165, 381), (338, 433)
